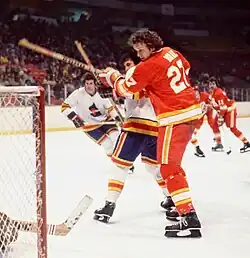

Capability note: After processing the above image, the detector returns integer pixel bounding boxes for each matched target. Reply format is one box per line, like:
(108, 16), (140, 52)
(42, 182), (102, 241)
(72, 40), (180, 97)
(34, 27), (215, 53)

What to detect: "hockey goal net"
(0, 86), (47, 258)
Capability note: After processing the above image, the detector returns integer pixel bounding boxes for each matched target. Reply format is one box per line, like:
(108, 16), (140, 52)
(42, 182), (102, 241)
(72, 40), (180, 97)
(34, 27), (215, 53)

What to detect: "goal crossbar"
(0, 86), (41, 95)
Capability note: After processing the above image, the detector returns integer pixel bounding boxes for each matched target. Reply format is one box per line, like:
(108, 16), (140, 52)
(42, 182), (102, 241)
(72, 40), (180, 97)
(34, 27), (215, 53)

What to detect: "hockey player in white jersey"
(94, 53), (174, 223)
(61, 72), (122, 157)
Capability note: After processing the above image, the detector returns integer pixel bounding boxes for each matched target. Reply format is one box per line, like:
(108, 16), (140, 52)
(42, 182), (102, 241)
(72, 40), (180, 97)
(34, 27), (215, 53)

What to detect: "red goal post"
(0, 86), (47, 258)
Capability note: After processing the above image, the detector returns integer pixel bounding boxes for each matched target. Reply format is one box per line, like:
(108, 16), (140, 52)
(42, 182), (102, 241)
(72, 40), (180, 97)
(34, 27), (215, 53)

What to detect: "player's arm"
(114, 63), (151, 97)
(103, 100), (124, 125)
(98, 62), (153, 97)
(61, 91), (84, 128)
(103, 100), (118, 119)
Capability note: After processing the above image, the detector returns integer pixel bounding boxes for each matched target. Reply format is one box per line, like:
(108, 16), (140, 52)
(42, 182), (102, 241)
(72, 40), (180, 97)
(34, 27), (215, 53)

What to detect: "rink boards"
(0, 102), (250, 135)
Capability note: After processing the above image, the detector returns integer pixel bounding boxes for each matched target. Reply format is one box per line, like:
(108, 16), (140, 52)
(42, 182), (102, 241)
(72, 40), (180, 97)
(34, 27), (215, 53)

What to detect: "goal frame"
(0, 86), (47, 258)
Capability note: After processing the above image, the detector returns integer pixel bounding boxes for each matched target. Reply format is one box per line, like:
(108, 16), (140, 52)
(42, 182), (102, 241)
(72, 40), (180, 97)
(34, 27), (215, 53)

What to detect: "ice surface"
(3, 118), (250, 258)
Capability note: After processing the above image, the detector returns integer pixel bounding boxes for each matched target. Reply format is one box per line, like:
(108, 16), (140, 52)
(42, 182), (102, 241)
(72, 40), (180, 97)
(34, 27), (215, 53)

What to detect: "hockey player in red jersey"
(209, 77), (250, 153)
(98, 29), (202, 238)
(94, 52), (173, 224)
(191, 86), (222, 157)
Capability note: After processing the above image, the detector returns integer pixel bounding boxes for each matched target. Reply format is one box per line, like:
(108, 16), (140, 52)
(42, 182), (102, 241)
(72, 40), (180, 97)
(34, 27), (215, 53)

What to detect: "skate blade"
(166, 216), (181, 222)
(212, 149), (224, 152)
(165, 229), (202, 238)
(93, 214), (110, 223)
(194, 153), (205, 158)
(240, 149), (250, 153)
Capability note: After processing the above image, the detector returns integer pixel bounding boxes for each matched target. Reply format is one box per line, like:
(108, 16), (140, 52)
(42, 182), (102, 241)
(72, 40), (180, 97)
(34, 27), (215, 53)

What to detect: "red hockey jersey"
(114, 47), (202, 126)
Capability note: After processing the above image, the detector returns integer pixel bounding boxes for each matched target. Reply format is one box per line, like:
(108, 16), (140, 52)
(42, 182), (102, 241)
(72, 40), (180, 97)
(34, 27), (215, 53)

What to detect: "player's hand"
(98, 68), (122, 88)
(114, 115), (123, 127)
(67, 111), (84, 128)
(72, 116), (84, 128)
(217, 116), (224, 126)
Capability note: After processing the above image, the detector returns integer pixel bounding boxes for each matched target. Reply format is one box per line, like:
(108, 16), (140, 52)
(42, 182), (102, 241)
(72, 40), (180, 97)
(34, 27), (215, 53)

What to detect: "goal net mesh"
(0, 87), (47, 258)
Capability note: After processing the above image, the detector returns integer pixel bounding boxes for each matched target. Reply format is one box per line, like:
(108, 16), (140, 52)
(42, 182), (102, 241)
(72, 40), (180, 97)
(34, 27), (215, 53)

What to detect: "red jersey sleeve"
(114, 61), (155, 97)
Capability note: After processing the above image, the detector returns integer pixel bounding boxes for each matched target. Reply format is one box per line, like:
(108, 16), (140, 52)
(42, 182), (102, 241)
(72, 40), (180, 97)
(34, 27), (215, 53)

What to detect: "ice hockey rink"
(1, 118), (250, 258)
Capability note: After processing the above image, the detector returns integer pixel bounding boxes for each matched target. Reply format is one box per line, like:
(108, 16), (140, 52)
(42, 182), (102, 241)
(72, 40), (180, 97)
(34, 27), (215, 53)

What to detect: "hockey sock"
(145, 164), (170, 196)
(107, 165), (129, 203)
(161, 163), (194, 215)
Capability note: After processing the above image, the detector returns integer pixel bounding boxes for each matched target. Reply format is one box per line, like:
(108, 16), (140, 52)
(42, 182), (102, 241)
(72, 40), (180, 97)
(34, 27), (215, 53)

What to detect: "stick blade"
(64, 195), (93, 229)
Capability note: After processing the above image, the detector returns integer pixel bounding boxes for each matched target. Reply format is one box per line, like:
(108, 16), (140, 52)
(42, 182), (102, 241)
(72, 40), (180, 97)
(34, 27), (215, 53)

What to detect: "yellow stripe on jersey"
(61, 102), (71, 112)
(122, 118), (158, 136)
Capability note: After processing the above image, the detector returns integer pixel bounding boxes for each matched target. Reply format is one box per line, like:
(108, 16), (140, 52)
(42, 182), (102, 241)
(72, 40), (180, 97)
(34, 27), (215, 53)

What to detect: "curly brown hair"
(128, 29), (163, 51)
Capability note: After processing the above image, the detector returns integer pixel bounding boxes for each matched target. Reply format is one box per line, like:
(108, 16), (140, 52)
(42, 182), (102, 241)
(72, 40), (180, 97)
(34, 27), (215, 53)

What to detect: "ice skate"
(160, 196), (175, 210)
(165, 211), (202, 238)
(93, 201), (116, 223)
(240, 142), (250, 153)
(211, 143), (224, 152)
(194, 146), (205, 157)
(165, 207), (180, 221)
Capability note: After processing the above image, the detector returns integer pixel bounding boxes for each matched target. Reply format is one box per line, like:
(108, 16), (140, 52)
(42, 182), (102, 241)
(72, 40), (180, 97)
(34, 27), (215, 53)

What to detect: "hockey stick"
(86, 121), (117, 126)
(74, 40), (124, 123)
(18, 39), (95, 72)
(15, 195), (93, 236)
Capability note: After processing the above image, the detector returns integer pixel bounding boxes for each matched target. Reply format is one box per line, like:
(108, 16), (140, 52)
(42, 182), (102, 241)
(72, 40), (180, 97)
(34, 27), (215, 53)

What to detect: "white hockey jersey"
(122, 92), (158, 136)
(61, 87), (117, 130)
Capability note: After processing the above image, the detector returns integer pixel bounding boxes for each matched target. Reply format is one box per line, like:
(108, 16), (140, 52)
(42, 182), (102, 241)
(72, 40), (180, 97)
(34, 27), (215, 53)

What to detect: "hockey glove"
(67, 111), (84, 128)
(98, 67), (122, 88)
(217, 116), (224, 126)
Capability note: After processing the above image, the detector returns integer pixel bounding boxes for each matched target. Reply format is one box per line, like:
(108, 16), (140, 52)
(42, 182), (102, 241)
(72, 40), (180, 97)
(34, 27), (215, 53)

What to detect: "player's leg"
(209, 111), (224, 151)
(190, 116), (205, 157)
(158, 122), (202, 238)
(207, 108), (221, 143)
(84, 125), (118, 157)
(225, 110), (250, 152)
(93, 131), (142, 223)
(99, 124), (120, 156)
(101, 124), (134, 172)
(141, 135), (173, 209)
